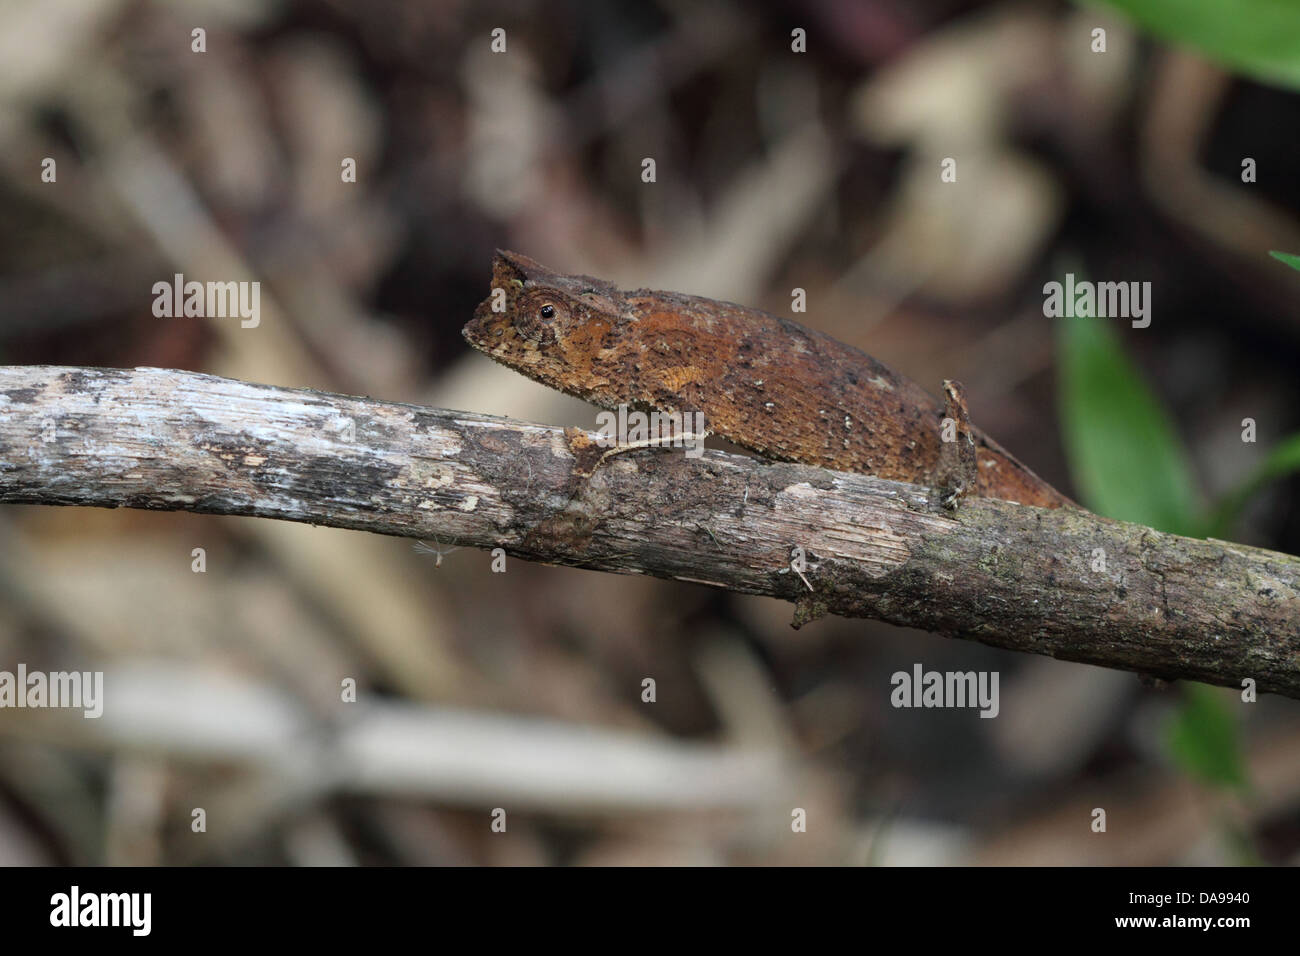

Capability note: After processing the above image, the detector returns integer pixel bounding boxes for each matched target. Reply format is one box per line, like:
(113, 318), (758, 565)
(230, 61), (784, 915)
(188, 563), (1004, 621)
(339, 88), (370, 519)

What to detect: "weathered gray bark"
(2, 365), (1297, 697)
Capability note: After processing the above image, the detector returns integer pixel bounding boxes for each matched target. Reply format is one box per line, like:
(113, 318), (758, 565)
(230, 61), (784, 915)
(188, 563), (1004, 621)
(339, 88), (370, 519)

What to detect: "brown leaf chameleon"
(463, 251), (1074, 510)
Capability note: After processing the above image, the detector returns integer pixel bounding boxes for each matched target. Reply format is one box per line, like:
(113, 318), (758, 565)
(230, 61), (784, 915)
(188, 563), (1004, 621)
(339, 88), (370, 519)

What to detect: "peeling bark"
(2, 365), (1297, 697)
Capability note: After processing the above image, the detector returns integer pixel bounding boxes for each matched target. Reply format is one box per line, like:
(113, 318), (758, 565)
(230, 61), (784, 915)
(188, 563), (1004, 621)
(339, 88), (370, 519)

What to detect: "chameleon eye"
(515, 293), (565, 343)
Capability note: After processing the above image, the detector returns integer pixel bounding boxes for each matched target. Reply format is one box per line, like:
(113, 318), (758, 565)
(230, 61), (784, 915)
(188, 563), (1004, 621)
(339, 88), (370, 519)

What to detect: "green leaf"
(1057, 311), (1201, 535)
(1092, 0), (1300, 91)
(1269, 250), (1300, 273)
(1165, 683), (1248, 791)
(1209, 432), (1300, 537)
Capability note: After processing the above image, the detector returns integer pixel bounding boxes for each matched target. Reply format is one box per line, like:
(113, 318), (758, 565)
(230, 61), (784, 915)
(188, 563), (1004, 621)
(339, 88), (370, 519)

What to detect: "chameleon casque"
(463, 250), (1073, 510)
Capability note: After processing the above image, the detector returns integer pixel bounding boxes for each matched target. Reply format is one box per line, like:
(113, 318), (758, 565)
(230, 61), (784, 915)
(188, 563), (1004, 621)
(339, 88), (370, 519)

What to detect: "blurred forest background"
(1, 0), (1298, 865)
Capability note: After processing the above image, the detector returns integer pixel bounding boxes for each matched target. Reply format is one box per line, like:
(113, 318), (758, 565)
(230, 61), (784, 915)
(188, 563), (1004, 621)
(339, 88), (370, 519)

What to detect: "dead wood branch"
(2, 365), (1297, 697)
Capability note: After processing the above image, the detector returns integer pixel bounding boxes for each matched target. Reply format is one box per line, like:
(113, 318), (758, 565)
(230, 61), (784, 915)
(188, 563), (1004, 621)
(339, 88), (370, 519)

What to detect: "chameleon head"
(463, 251), (623, 399)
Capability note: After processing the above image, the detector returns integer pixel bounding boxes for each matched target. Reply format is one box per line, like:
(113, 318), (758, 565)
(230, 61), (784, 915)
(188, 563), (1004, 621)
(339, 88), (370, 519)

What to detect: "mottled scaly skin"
(463, 251), (1073, 509)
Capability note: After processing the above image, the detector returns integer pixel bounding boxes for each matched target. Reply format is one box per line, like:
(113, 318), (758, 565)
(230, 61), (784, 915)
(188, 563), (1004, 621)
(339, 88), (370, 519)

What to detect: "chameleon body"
(463, 251), (1073, 509)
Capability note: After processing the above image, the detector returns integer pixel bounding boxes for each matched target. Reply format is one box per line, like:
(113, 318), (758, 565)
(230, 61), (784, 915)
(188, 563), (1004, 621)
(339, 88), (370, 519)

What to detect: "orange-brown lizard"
(463, 250), (1073, 510)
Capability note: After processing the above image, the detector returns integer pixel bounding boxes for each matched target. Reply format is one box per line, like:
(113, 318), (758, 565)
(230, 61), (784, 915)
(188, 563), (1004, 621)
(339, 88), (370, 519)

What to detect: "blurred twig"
(2, 364), (1299, 697)
(0, 662), (788, 819)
